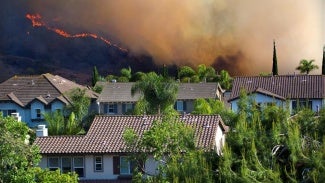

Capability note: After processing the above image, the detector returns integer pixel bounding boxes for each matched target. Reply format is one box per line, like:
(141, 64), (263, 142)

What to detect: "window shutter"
(174, 102), (177, 110)
(113, 156), (120, 174)
(122, 104), (126, 113)
(114, 104), (118, 113)
(183, 101), (187, 111)
(104, 104), (108, 114)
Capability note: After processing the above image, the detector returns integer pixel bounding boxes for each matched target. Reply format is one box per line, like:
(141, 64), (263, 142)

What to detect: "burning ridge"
(26, 13), (128, 52)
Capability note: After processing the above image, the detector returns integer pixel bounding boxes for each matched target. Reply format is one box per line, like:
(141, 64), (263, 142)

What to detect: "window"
(61, 157), (72, 173)
(48, 157), (84, 177)
(123, 103), (134, 114)
(292, 99), (312, 113)
(120, 156), (131, 175)
(175, 101), (186, 112)
(36, 109), (41, 118)
(0, 109), (17, 117)
(113, 156), (143, 175)
(108, 104), (117, 114)
(48, 157), (60, 171)
(73, 157), (84, 177)
(94, 156), (103, 172)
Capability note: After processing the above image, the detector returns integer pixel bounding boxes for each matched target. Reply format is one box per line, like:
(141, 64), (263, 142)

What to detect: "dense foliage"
(44, 88), (91, 135)
(131, 72), (179, 115)
(123, 114), (216, 183)
(217, 91), (325, 183)
(0, 115), (78, 183)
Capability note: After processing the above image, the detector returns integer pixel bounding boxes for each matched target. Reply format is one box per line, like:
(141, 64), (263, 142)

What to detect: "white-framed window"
(61, 157), (72, 173)
(94, 156), (103, 172)
(36, 108), (41, 118)
(73, 157), (84, 177)
(48, 157), (84, 177)
(120, 156), (131, 175)
(48, 157), (60, 171)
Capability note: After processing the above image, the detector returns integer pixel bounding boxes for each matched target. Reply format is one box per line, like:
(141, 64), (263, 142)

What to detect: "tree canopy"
(123, 114), (216, 183)
(217, 91), (325, 182)
(131, 72), (179, 115)
(0, 115), (78, 183)
(296, 59), (319, 74)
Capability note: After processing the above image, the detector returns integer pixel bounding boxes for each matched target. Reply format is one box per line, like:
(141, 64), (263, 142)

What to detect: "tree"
(118, 67), (132, 82)
(44, 88), (91, 135)
(131, 72), (178, 115)
(217, 70), (232, 90)
(65, 88), (91, 123)
(197, 64), (217, 82)
(131, 71), (146, 82)
(272, 40), (278, 75)
(296, 59), (319, 74)
(92, 66), (99, 87)
(178, 66), (196, 82)
(123, 115), (215, 182)
(192, 98), (236, 126)
(0, 115), (78, 183)
(43, 110), (65, 135)
(217, 91), (325, 182)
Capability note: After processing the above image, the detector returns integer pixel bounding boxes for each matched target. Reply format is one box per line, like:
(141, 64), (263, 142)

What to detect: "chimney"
(36, 125), (48, 137)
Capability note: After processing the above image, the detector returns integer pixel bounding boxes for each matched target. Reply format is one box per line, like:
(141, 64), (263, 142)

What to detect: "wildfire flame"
(26, 13), (127, 52)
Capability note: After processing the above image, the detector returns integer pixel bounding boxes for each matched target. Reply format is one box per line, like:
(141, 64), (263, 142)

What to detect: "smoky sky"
(26, 0), (324, 75)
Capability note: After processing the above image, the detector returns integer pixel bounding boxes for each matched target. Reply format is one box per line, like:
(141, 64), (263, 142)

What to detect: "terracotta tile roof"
(34, 115), (228, 154)
(0, 73), (98, 107)
(97, 82), (221, 103)
(229, 75), (325, 101)
(34, 136), (84, 154)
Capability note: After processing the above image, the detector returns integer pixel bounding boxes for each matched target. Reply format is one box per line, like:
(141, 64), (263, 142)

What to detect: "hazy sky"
(28, 0), (324, 75)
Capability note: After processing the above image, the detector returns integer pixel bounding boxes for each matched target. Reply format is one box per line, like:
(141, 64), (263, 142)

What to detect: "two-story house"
(0, 73), (98, 127)
(96, 82), (224, 115)
(34, 114), (229, 182)
(228, 75), (325, 114)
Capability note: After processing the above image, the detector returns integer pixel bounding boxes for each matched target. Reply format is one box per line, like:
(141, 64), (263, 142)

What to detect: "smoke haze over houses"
(0, 0), (324, 82)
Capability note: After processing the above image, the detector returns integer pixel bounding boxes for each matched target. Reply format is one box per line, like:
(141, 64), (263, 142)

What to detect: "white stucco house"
(228, 75), (325, 114)
(0, 73), (98, 127)
(96, 82), (225, 115)
(34, 114), (229, 182)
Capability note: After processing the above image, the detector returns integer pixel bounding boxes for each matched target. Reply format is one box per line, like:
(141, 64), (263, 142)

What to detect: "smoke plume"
(27, 0), (324, 75)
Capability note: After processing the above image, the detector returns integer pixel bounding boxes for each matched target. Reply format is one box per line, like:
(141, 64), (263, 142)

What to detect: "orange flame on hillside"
(26, 13), (127, 52)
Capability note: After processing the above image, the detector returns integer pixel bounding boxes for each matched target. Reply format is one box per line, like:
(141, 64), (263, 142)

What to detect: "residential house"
(96, 82), (224, 115)
(228, 75), (325, 114)
(34, 114), (229, 182)
(0, 73), (98, 127)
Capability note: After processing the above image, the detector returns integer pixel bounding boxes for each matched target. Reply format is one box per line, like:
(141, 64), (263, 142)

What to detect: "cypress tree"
(322, 46), (325, 75)
(92, 66), (99, 86)
(272, 40), (278, 75)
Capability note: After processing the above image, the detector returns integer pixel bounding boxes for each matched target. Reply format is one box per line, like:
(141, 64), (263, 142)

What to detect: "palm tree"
(296, 59), (319, 74)
(131, 72), (179, 115)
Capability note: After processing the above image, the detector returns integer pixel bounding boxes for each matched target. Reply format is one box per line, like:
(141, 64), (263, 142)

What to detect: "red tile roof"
(0, 73), (98, 107)
(34, 115), (228, 154)
(229, 75), (325, 101)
